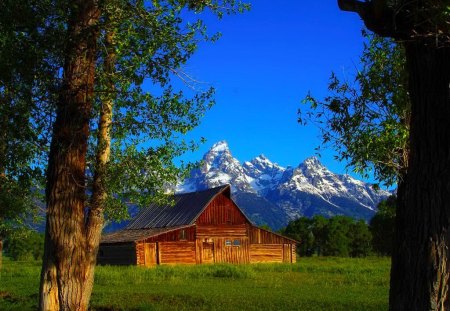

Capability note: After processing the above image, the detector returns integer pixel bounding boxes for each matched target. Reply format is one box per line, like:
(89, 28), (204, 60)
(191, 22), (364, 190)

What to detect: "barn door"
(202, 241), (214, 264)
(283, 244), (292, 263)
(144, 242), (157, 267)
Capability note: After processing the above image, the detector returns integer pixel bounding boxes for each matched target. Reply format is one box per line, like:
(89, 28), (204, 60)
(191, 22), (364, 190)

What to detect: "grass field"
(0, 257), (390, 310)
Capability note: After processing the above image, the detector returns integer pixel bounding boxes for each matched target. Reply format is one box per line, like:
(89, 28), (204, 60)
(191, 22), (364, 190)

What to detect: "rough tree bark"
(81, 29), (116, 308)
(39, 1), (100, 310)
(390, 43), (450, 311)
(338, 1), (450, 310)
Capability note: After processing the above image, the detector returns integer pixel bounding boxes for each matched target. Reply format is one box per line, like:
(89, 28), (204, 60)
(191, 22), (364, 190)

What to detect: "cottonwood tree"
(0, 1), (59, 269)
(300, 31), (409, 187)
(337, 1), (450, 309)
(37, 1), (249, 310)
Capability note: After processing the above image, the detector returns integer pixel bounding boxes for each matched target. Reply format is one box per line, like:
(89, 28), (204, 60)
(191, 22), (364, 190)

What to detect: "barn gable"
(125, 184), (250, 229)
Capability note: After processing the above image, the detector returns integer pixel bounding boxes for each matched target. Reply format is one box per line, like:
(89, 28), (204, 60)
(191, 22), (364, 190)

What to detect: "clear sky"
(173, 1), (371, 180)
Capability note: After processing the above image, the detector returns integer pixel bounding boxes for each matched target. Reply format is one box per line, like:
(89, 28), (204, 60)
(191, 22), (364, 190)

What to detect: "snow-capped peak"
(177, 141), (391, 226)
(302, 156), (325, 168)
(210, 140), (229, 153)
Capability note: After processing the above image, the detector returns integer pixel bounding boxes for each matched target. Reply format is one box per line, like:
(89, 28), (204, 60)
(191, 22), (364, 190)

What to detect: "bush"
(4, 230), (44, 261)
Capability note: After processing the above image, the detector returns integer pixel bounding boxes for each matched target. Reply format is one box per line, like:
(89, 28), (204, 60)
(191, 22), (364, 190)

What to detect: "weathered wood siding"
(249, 243), (296, 263)
(144, 243), (157, 267)
(97, 243), (137, 265)
(213, 237), (250, 264)
(195, 239), (215, 264)
(100, 189), (298, 266)
(141, 226), (196, 243)
(291, 244), (297, 263)
(249, 244), (283, 263)
(196, 194), (247, 225)
(249, 226), (294, 244)
(196, 224), (247, 237)
(159, 241), (196, 265)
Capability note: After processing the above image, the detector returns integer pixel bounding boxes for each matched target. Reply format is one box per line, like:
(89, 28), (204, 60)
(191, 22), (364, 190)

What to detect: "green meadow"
(0, 257), (390, 311)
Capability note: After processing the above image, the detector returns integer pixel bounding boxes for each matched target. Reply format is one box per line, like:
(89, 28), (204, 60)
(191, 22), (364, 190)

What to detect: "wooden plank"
(144, 243), (157, 267)
(292, 244), (297, 263)
(136, 242), (144, 266)
(213, 237), (249, 264)
(195, 239), (202, 264)
(159, 242), (196, 265)
(249, 226), (296, 245)
(283, 244), (291, 263)
(196, 224), (247, 237)
(249, 244), (284, 263)
(196, 194), (248, 225)
(202, 241), (215, 264)
(142, 226), (196, 243)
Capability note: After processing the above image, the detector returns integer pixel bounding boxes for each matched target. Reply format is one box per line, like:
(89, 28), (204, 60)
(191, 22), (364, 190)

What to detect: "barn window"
(179, 229), (187, 240)
(225, 239), (232, 246)
(233, 239), (241, 246)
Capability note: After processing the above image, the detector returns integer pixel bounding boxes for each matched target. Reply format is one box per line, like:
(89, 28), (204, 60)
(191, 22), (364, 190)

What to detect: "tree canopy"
(300, 31), (409, 187)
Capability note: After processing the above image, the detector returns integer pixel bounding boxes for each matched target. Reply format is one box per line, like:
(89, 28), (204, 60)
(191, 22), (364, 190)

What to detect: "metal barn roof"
(125, 184), (232, 229)
(100, 225), (194, 243)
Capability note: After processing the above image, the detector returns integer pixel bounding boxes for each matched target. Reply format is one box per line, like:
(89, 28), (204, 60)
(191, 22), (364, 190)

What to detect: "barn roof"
(100, 225), (194, 244)
(125, 184), (248, 229)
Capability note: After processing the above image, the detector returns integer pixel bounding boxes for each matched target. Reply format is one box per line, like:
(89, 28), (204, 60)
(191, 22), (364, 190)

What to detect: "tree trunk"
(0, 238), (3, 269)
(39, 1), (100, 310)
(81, 29), (116, 309)
(389, 42), (450, 311)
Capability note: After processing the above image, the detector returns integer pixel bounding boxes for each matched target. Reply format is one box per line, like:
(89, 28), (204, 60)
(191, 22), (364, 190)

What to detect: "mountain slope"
(178, 141), (390, 229)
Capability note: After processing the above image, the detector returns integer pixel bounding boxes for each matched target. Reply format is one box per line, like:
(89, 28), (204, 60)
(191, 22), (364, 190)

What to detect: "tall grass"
(1, 257), (391, 311)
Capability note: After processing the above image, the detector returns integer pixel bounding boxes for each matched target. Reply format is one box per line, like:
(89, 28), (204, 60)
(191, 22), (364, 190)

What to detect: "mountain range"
(176, 141), (391, 230)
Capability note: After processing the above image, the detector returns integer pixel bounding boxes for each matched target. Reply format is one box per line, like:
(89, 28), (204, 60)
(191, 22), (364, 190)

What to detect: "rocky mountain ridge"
(177, 141), (391, 229)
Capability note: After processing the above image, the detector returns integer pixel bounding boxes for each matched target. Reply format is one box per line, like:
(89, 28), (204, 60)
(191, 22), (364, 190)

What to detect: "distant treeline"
(281, 196), (396, 257)
(3, 231), (44, 261)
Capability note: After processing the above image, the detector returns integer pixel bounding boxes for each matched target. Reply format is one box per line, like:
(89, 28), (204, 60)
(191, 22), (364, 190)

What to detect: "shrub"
(4, 230), (44, 261)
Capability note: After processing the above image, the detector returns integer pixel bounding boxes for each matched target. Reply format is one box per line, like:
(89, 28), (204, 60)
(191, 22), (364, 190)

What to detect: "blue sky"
(174, 1), (370, 180)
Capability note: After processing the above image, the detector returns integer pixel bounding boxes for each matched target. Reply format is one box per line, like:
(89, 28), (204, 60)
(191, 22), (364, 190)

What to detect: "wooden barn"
(98, 185), (297, 266)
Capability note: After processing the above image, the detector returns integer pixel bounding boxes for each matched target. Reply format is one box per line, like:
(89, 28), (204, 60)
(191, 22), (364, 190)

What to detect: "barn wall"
(213, 237), (249, 264)
(249, 244), (283, 263)
(136, 241), (144, 265)
(249, 226), (295, 245)
(159, 241), (196, 265)
(292, 244), (297, 263)
(196, 224), (247, 237)
(196, 194), (248, 225)
(142, 226), (196, 243)
(97, 243), (137, 265)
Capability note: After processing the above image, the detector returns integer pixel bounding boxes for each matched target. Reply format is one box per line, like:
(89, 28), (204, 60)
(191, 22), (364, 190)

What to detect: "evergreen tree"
(322, 216), (353, 257)
(369, 195), (396, 256)
(349, 219), (372, 257)
(284, 217), (315, 256)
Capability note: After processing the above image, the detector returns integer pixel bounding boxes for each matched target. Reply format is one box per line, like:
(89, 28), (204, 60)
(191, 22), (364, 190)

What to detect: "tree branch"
(337, 0), (400, 38)
(338, 0), (369, 16)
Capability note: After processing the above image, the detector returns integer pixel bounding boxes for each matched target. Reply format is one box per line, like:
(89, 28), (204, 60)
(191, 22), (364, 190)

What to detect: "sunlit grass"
(0, 256), (390, 310)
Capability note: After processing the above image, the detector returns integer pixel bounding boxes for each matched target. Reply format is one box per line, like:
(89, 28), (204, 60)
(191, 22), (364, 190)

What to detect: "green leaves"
(1, 0), (248, 225)
(300, 31), (410, 187)
(89, 0), (247, 220)
(283, 215), (373, 257)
